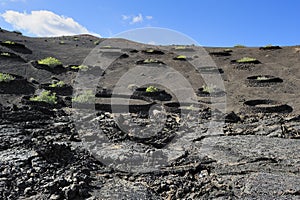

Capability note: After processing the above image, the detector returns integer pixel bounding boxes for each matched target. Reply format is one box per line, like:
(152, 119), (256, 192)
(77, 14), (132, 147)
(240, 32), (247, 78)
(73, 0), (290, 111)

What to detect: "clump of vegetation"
(256, 76), (269, 81)
(49, 81), (65, 88)
(59, 41), (65, 44)
(30, 90), (57, 104)
(175, 55), (187, 60)
(236, 57), (258, 63)
(94, 40), (100, 45)
(72, 90), (94, 103)
(175, 46), (186, 50)
(201, 85), (216, 93)
(234, 44), (246, 48)
(1, 52), (11, 57)
(146, 86), (159, 93)
(260, 44), (281, 50)
(145, 49), (155, 53)
(3, 40), (15, 45)
(101, 45), (112, 48)
(0, 73), (15, 83)
(70, 65), (89, 71)
(143, 59), (160, 63)
(38, 57), (62, 67)
(73, 37), (79, 41)
(224, 49), (233, 52)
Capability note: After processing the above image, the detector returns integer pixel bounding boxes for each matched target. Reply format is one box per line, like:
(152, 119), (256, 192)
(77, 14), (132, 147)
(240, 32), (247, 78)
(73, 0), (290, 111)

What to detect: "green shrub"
(234, 44), (246, 48)
(70, 65), (89, 71)
(145, 49), (155, 53)
(224, 49), (233, 52)
(202, 85), (216, 93)
(30, 90), (57, 104)
(38, 57), (62, 67)
(236, 57), (258, 63)
(175, 46), (186, 50)
(256, 76), (269, 80)
(143, 59), (160, 63)
(59, 41), (65, 44)
(146, 86), (159, 93)
(175, 55), (187, 59)
(94, 40), (100, 45)
(72, 90), (94, 103)
(3, 40), (15, 45)
(1, 52), (11, 57)
(0, 73), (15, 82)
(49, 81), (65, 88)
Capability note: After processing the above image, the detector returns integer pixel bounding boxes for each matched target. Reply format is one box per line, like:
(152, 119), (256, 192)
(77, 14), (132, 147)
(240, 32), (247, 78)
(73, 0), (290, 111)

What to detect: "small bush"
(143, 59), (160, 63)
(175, 55), (187, 60)
(94, 40), (100, 45)
(236, 57), (258, 63)
(146, 86), (159, 93)
(59, 41), (65, 44)
(234, 44), (246, 48)
(30, 90), (57, 104)
(202, 85), (216, 93)
(1, 52), (11, 57)
(0, 73), (15, 82)
(72, 90), (94, 103)
(71, 65), (89, 71)
(256, 76), (269, 80)
(175, 46), (186, 50)
(3, 40), (15, 45)
(224, 49), (233, 53)
(146, 49), (154, 53)
(38, 57), (62, 67)
(49, 81), (65, 88)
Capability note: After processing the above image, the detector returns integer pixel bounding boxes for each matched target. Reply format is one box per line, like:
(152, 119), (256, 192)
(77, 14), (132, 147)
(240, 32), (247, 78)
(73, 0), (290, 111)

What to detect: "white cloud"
(131, 14), (143, 24)
(1, 10), (100, 37)
(122, 15), (130, 20)
(122, 13), (153, 25)
(1, 0), (26, 6)
(146, 16), (153, 20)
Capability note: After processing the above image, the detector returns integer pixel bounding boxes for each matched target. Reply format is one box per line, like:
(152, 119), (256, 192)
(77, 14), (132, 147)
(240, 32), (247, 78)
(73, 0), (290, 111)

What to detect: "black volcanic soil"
(0, 28), (299, 199)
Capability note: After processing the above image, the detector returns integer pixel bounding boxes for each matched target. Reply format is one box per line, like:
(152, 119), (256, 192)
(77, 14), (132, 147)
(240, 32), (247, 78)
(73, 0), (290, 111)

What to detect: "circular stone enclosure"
(243, 99), (293, 113)
(246, 75), (283, 87)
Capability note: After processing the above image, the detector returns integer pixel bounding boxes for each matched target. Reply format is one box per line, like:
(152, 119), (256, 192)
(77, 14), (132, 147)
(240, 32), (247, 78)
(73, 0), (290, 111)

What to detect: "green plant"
(146, 86), (159, 93)
(175, 46), (186, 50)
(70, 65), (89, 71)
(1, 52), (11, 57)
(73, 37), (79, 41)
(59, 41), (65, 44)
(236, 57), (258, 63)
(145, 49), (154, 53)
(49, 81), (65, 88)
(3, 40), (15, 45)
(224, 49), (233, 52)
(94, 40), (100, 45)
(38, 57), (62, 67)
(0, 73), (15, 82)
(29, 90), (57, 104)
(256, 76), (269, 81)
(143, 59), (160, 63)
(72, 90), (94, 103)
(202, 85), (216, 93)
(175, 55), (187, 59)
(234, 44), (246, 48)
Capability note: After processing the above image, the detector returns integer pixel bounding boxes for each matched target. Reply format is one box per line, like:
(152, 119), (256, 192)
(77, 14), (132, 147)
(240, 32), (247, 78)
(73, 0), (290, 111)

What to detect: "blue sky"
(0, 0), (300, 46)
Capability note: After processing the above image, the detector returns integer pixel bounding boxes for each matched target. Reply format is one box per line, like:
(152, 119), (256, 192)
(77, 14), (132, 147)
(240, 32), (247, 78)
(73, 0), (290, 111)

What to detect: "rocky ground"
(0, 28), (299, 199)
